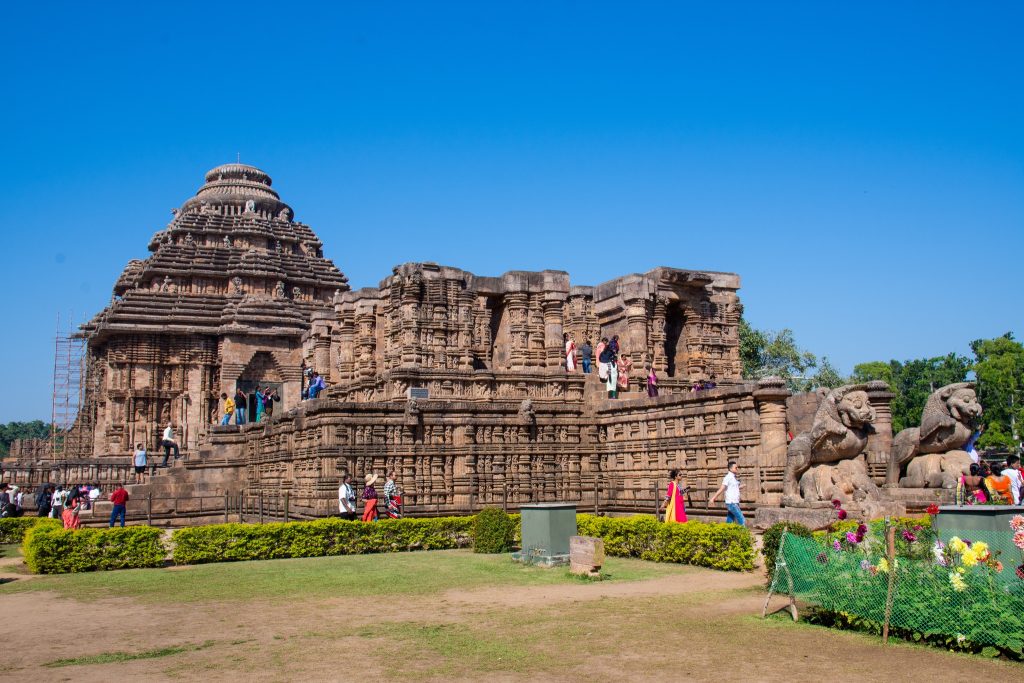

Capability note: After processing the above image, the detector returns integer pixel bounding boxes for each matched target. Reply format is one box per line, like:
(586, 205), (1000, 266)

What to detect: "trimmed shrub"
(172, 516), (475, 565)
(762, 521), (813, 583)
(473, 508), (515, 553)
(576, 514), (754, 571)
(0, 516), (61, 544)
(23, 524), (167, 574)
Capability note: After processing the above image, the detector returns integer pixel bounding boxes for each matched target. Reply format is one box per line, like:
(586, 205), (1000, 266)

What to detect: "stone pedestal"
(512, 502), (577, 567)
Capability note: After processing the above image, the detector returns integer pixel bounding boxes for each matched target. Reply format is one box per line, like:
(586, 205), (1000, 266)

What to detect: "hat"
(364, 473), (378, 486)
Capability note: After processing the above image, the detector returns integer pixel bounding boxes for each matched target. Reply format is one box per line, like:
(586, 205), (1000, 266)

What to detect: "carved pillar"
(506, 292), (529, 369)
(625, 297), (649, 370)
(865, 380), (895, 484)
(542, 297), (564, 369)
(650, 296), (669, 374)
(337, 302), (355, 383)
(754, 376), (791, 505)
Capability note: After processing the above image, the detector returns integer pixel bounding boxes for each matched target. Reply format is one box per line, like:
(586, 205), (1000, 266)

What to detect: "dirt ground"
(0, 551), (1018, 682)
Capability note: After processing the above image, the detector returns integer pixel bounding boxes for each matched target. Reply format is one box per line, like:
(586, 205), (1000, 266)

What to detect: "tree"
(852, 354), (972, 434)
(811, 356), (847, 390)
(738, 319), (842, 391)
(0, 420), (54, 456)
(971, 333), (1024, 451)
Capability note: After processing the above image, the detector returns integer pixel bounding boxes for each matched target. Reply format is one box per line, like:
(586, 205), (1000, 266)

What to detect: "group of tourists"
(338, 470), (403, 522)
(0, 481), (130, 528)
(564, 333), (696, 400)
(957, 454), (1024, 505)
(661, 461), (747, 527)
(221, 386), (280, 426)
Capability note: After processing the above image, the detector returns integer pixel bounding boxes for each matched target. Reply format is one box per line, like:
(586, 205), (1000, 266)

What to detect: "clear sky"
(1, 2), (1021, 422)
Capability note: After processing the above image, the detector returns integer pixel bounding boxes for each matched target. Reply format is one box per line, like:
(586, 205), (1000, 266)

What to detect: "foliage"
(761, 521), (813, 583)
(739, 319), (846, 391)
(0, 516), (60, 544)
(852, 354), (972, 434)
(172, 516), (475, 564)
(0, 420), (53, 456)
(473, 507), (515, 553)
(971, 333), (1024, 451)
(23, 524), (167, 574)
(576, 514), (754, 571)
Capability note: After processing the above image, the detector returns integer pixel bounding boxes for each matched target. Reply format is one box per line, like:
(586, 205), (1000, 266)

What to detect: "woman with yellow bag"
(662, 469), (689, 523)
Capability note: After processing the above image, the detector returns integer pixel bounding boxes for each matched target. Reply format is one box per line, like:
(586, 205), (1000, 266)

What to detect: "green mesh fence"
(771, 529), (1024, 653)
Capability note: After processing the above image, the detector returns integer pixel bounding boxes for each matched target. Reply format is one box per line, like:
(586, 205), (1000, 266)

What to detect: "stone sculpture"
(231, 276), (244, 294)
(278, 207), (291, 221)
(886, 382), (982, 487)
(275, 281), (286, 298)
(245, 199), (256, 213)
(518, 398), (536, 425)
(783, 384), (876, 505)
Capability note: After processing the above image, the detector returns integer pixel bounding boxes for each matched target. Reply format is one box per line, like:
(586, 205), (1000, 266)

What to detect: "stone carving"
(783, 384), (876, 505)
(231, 276), (244, 294)
(275, 281), (286, 298)
(184, 232), (194, 246)
(886, 382), (982, 487)
(244, 199), (256, 213)
(275, 240), (283, 252)
(518, 398), (535, 425)
(292, 286), (301, 300)
(160, 276), (172, 292)
(223, 234), (231, 248)
(278, 207), (291, 221)
(404, 397), (420, 426)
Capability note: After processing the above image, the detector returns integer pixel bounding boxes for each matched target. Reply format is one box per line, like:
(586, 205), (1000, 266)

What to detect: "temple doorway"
(237, 351), (285, 420)
(664, 302), (685, 378)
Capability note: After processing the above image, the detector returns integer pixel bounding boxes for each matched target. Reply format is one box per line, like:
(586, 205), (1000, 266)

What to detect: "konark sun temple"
(5, 163), (984, 526)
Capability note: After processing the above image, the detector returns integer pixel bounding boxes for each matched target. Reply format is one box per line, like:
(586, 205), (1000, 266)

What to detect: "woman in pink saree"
(564, 333), (576, 372)
(662, 469), (689, 523)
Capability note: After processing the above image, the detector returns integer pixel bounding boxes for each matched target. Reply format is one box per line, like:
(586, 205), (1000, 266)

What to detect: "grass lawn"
(0, 549), (678, 603)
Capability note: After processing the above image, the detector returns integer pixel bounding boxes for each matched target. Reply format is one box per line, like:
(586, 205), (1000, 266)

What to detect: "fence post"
(882, 521), (896, 644)
(224, 492), (229, 524)
(147, 493), (153, 526)
(239, 492), (245, 523)
(284, 492), (290, 522)
(594, 475), (600, 515)
(502, 481), (508, 513)
(259, 491), (264, 524)
(654, 480), (660, 522)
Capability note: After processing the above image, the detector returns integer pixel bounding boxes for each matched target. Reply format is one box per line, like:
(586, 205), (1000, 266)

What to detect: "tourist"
(984, 466), (1013, 504)
(580, 339), (593, 374)
(384, 470), (402, 519)
(338, 474), (357, 521)
(254, 385), (265, 423)
(108, 483), (129, 527)
(706, 374), (718, 390)
(662, 469), (689, 523)
(133, 443), (148, 483)
(609, 335), (620, 356)
(598, 342), (617, 398)
(88, 484), (101, 512)
(220, 392), (235, 425)
(7, 486), (23, 516)
(161, 423), (180, 466)
(35, 484), (54, 518)
(0, 483), (9, 518)
(617, 354), (633, 394)
(234, 387), (248, 425)
(595, 337), (608, 378)
(564, 333), (576, 372)
(308, 372), (326, 399)
(956, 463), (988, 505)
(647, 366), (659, 398)
(361, 473), (379, 522)
(964, 424), (984, 464)
(709, 461), (745, 526)
(1002, 455), (1023, 505)
(263, 387), (278, 419)
(62, 497), (82, 529)
(49, 484), (66, 519)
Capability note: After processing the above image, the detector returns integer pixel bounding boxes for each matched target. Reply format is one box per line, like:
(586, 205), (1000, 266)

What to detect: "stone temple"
(6, 163), (965, 524)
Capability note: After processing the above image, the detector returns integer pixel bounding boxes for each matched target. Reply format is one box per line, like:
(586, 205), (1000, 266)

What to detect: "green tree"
(0, 420), (54, 456)
(852, 355), (972, 434)
(738, 319), (840, 391)
(971, 333), (1024, 451)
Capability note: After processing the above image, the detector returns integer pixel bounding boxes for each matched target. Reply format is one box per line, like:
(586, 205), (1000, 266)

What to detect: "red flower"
(927, 503), (940, 516)
(831, 499), (842, 509)
(1016, 565), (1024, 580)
(857, 524), (868, 535)
(837, 509), (848, 520)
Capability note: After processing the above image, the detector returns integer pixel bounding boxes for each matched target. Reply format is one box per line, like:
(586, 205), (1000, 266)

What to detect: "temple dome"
(180, 162), (289, 216)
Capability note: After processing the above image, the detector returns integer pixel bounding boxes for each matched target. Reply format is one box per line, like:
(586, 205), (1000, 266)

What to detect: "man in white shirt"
(1002, 455), (1023, 506)
(160, 423), (180, 467)
(708, 461), (746, 526)
(338, 474), (357, 521)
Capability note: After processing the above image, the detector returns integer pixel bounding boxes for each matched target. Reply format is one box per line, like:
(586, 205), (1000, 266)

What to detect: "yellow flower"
(949, 573), (967, 592)
(949, 537), (967, 554)
(961, 549), (979, 567)
(876, 558), (889, 573)
(972, 541), (988, 555)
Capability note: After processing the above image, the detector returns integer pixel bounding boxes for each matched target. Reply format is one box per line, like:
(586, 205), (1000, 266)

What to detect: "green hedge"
(473, 508), (515, 553)
(172, 516), (475, 565)
(23, 524), (167, 574)
(0, 516), (61, 544)
(576, 514), (754, 571)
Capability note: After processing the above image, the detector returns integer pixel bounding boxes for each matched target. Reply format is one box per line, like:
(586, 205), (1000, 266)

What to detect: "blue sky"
(0, 2), (1021, 422)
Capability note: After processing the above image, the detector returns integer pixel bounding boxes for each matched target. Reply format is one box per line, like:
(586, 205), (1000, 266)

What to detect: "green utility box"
(511, 503), (578, 567)
(934, 505), (1024, 536)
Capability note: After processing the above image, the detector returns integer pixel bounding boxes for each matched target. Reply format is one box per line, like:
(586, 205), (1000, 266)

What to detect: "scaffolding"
(51, 313), (92, 459)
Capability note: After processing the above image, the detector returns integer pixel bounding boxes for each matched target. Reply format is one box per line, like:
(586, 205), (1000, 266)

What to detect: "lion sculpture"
(885, 382), (982, 487)
(783, 384), (876, 505)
